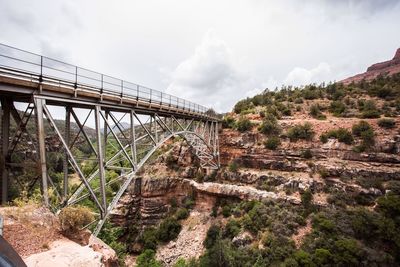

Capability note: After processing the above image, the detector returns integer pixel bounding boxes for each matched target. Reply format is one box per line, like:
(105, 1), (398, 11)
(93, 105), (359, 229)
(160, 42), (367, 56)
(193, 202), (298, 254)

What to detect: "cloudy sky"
(1, 0), (399, 113)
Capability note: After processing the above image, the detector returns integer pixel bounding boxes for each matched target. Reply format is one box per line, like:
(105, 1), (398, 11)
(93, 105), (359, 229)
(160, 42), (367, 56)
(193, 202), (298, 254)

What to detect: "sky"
(1, 0), (400, 113)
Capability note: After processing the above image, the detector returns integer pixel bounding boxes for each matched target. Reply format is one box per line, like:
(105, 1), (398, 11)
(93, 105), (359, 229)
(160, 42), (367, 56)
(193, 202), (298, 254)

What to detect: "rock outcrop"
(0, 205), (118, 267)
(341, 48), (400, 84)
(24, 237), (118, 267)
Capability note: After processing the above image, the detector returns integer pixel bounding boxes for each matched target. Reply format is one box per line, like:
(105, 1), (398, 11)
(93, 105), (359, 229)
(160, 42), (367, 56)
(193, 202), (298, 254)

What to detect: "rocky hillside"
(341, 48), (400, 84)
(110, 70), (400, 266)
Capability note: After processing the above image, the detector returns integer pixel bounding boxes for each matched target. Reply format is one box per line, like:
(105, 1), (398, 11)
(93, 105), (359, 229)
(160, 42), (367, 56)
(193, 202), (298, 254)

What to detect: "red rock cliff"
(341, 48), (400, 84)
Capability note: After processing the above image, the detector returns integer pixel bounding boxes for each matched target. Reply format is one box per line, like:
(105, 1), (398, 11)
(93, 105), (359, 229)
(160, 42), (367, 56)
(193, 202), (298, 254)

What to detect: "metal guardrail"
(0, 43), (213, 117)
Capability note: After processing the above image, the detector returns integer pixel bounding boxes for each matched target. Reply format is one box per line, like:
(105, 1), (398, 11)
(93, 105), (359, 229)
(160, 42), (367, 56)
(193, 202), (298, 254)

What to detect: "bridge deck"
(0, 43), (216, 121)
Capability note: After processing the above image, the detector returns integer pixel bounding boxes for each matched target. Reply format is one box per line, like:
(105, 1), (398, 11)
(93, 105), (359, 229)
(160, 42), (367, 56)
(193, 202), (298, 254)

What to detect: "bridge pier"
(1, 97), (10, 205)
(63, 106), (71, 200)
(34, 98), (49, 207)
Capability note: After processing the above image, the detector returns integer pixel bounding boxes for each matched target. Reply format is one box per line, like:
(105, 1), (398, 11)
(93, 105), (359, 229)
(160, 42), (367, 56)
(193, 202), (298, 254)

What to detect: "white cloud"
(283, 62), (332, 86)
(1, 0), (400, 113)
(166, 30), (250, 112)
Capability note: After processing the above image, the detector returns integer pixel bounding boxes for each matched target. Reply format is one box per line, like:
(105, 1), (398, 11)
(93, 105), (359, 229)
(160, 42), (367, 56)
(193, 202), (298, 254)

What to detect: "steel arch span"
(0, 43), (220, 235)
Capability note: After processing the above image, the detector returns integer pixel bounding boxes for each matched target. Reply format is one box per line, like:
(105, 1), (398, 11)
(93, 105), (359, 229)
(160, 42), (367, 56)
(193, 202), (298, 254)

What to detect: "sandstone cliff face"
(220, 128), (400, 181)
(111, 177), (194, 230)
(341, 48), (400, 84)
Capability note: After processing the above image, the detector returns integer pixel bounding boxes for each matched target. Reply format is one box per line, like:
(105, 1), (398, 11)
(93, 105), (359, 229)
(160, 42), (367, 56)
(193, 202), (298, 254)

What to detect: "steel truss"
(0, 96), (219, 234)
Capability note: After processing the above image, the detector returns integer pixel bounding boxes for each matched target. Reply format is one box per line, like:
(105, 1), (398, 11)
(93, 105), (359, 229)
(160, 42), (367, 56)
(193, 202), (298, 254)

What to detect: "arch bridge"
(0, 44), (220, 234)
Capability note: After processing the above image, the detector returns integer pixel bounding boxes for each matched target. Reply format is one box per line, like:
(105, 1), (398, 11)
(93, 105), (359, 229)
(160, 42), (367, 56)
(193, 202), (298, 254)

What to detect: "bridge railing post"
(39, 56), (43, 83)
(121, 80), (124, 99)
(74, 66), (78, 89)
(149, 89), (152, 104)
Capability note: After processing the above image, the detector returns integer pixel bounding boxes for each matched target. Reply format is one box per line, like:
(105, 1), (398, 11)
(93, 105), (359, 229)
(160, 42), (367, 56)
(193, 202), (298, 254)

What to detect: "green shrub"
(282, 107), (292, 116)
(322, 128), (353, 145)
(301, 149), (313, 159)
(329, 101), (347, 116)
(313, 248), (332, 266)
(352, 121), (373, 136)
(318, 168), (329, 178)
(166, 153), (177, 169)
(264, 136), (281, 150)
(234, 99), (253, 114)
(157, 217), (182, 242)
(142, 227), (158, 250)
(376, 194), (400, 218)
(175, 208), (190, 220)
(224, 219), (241, 239)
(287, 123), (315, 141)
(320, 134), (328, 143)
(309, 104), (326, 120)
(137, 249), (162, 267)
(228, 161), (239, 172)
(258, 114), (281, 136)
(59, 206), (94, 233)
(377, 118), (396, 129)
(222, 205), (232, 218)
(332, 238), (362, 265)
(173, 258), (188, 267)
(236, 117), (252, 132)
(352, 121), (375, 152)
(295, 98), (304, 104)
(222, 116), (235, 129)
(301, 189), (313, 210)
(183, 196), (195, 209)
(360, 100), (380, 118)
(204, 224), (221, 249)
(294, 250), (314, 267)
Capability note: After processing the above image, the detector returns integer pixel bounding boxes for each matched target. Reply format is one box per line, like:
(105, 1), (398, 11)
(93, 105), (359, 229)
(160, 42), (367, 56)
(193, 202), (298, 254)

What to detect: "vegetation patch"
(287, 123), (315, 142)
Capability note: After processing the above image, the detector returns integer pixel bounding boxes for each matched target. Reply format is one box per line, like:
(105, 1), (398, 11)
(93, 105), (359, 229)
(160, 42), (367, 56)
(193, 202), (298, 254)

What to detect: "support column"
(1, 98), (10, 205)
(103, 110), (108, 158)
(130, 110), (137, 168)
(35, 98), (49, 206)
(154, 115), (158, 143)
(95, 105), (107, 216)
(216, 122), (220, 167)
(63, 106), (71, 199)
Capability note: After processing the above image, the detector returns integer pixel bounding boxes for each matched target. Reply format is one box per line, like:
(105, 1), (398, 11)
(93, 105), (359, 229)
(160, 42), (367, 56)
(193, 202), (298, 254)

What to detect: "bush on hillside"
(287, 123), (315, 142)
(157, 217), (181, 242)
(359, 100), (380, 118)
(378, 118), (396, 129)
(59, 206), (94, 233)
(136, 249), (162, 267)
(352, 121), (372, 136)
(352, 121), (375, 152)
(175, 208), (190, 220)
(320, 128), (353, 145)
(236, 117), (252, 132)
(222, 116), (236, 129)
(258, 113), (281, 136)
(223, 219), (241, 239)
(309, 104), (326, 120)
(204, 224), (221, 249)
(301, 149), (313, 159)
(264, 136), (281, 150)
(234, 99), (254, 114)
(228, 161), (239, 172)
(329, 101), (347, 117)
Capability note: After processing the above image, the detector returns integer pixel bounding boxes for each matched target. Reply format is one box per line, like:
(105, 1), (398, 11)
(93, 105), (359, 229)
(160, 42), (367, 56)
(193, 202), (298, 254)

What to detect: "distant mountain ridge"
(341, 48), (400, 84)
